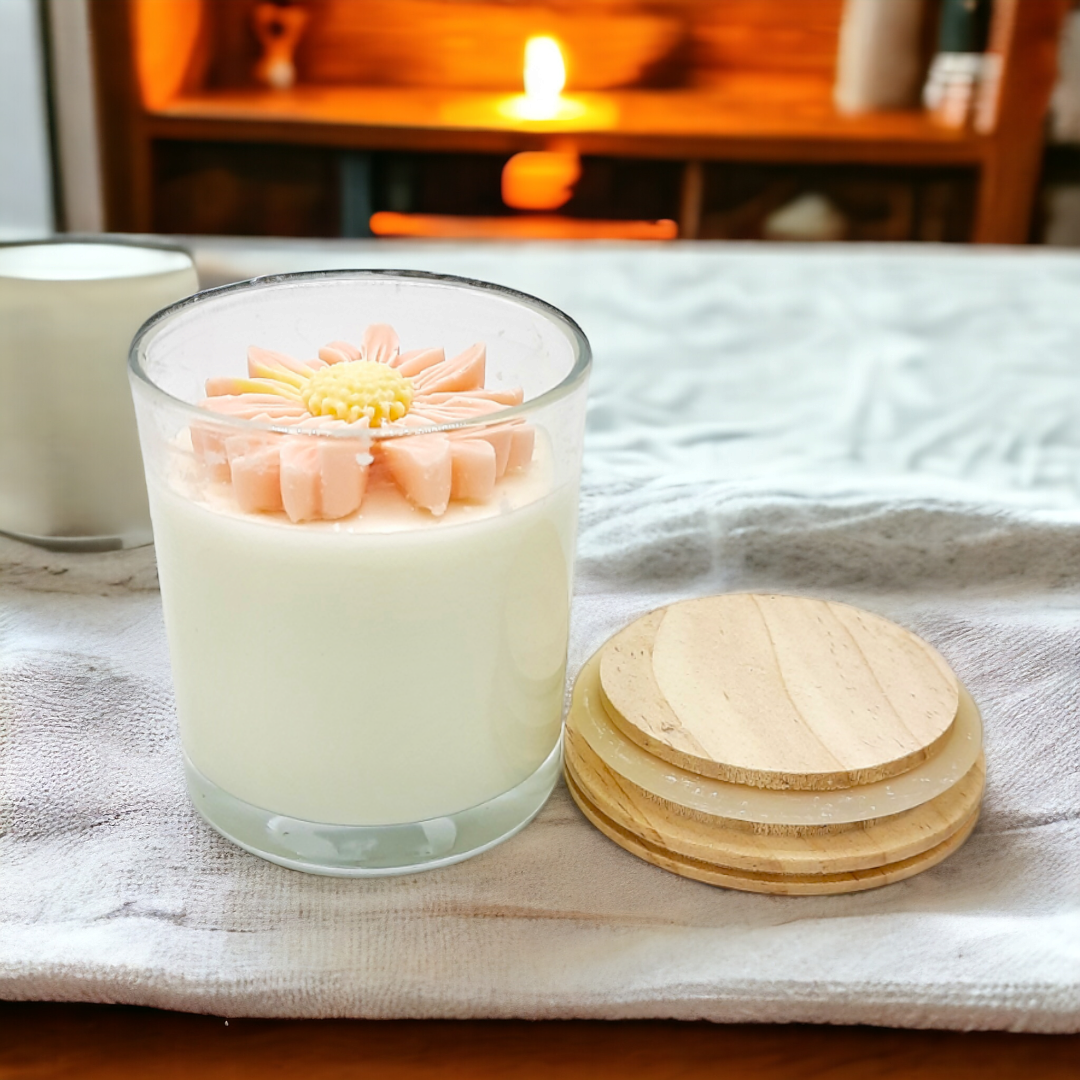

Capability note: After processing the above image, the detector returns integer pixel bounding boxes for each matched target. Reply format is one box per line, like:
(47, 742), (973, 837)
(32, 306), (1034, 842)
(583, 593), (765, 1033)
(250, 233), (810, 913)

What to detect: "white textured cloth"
(1, 242), (1079, 1031)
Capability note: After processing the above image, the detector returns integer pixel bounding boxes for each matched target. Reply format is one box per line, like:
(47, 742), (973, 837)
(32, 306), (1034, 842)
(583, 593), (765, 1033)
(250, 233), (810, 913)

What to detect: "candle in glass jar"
(129, 270), (591, 875)
(0, 240), (198, 548)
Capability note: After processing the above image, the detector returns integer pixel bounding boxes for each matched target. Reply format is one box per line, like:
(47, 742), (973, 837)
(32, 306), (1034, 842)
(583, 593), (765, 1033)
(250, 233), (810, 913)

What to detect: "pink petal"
(386, 411), (448, 431)
(406, 398), (504, 433)
(249, 412), (304, 427)
(402, 408), (446, 428)
(205, 377), (242, 397)
(420, 388), (523, 407)
(200, 395), (307, 419)
(407, 409), (484, 428)
(190, 425), (230, 482)
(394, 347), (445, 377)
(192, 400), (303, 484)
(413, 343), (485, 394)
(382, 433), (452, 516)
(294, 415), (347, 431)
(319, 340), (360, 364)
(248, 346), (318, 380)
(450, 438), (497, 502)
(205, 376), (300, 399)
(442, 421), (532, 480)
(362, 324), (400, 366)
(412, 397), (503, 422)
(279, 440), (320, 523)
(225, 436), (283, 513)
(318, 438), (369, 520)
(280, 424), (372, 522)
(507, 423), (535, 471)
(474, 425), (512, 477)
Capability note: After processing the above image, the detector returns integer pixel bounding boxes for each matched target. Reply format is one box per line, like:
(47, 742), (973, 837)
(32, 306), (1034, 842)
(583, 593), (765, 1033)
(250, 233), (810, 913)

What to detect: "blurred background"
(4, 0), (1080, 246)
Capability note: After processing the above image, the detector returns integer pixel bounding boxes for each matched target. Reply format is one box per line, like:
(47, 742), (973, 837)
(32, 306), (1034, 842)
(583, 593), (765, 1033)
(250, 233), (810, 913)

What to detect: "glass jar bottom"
(184, 738), (563, 876)
(0, 526), (149, 551)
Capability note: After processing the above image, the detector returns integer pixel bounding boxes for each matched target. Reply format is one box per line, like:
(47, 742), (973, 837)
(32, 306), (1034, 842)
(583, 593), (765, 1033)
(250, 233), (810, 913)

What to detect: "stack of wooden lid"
(564, 594), (985, 895)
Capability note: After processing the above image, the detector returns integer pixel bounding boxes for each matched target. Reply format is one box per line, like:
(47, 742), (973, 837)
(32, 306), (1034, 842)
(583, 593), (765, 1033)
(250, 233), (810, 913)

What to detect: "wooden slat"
(87, 0), (153, 232)
(690, 0), (845, 80)
(972, 0), (1069, 243)
(146, 80), (987, 167)
(1, 1003), (1078, 1079)
(678, 160), (704, 238)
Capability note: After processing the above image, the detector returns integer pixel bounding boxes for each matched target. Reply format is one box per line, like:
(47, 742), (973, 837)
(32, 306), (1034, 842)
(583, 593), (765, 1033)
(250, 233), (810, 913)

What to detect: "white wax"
(0, 242), (193, 281)
(149, 449), (577, 825)
(0, 242), (198, 541)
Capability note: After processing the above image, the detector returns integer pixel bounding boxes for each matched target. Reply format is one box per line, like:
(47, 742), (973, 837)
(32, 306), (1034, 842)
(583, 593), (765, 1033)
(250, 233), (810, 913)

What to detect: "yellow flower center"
(301, 361), (413, 427)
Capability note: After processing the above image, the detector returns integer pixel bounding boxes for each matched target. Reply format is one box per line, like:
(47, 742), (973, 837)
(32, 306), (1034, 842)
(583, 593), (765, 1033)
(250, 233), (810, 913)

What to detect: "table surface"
(2, 1003), (1079, 1079)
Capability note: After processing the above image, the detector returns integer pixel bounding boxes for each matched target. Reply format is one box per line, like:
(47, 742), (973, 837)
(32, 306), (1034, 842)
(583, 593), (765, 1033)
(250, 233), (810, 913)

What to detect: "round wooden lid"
(570, 647), (984, 830)
(598, 594), (960, 791)
(565, 766), (980, 896)
(566, 719), (985, 877)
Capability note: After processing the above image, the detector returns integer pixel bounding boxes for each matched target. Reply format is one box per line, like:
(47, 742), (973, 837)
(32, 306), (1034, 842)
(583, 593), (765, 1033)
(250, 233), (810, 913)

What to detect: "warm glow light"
(523, 36), (566, 117)
(501, 150), (581, 210)
(370, 212), (678, 241)
(496, 35), (586, 122)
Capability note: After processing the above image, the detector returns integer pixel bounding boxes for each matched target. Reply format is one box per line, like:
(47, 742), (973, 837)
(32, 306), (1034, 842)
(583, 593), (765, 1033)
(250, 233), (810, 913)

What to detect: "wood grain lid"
(599, 594), (960, 791)
(566, 766), (981, 896)
(569, 646), (984, 830)
(566, 721), (985, 876)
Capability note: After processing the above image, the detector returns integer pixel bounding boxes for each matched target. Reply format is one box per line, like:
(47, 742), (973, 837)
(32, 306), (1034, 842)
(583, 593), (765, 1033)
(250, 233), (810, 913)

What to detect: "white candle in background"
(834, 0), (926, 114)
(0, 241), (198, 548)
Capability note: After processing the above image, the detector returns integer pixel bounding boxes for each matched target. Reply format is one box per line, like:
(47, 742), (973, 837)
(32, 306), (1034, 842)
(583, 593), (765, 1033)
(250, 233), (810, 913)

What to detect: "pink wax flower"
(192, 323), (534, 521)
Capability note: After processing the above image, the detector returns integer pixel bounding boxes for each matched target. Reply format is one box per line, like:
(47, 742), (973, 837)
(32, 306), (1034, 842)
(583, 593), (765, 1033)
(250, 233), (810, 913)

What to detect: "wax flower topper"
(192, 324), (534, 522)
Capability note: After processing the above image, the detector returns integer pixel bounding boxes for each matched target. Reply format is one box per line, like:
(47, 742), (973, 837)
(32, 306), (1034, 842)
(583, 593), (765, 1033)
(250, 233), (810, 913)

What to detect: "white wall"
(0, 0), (55, 238)
(47, 0), (104, 232)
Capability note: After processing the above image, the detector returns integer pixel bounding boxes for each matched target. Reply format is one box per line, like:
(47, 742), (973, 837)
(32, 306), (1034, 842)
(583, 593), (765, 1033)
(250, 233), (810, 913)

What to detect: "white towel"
(1, 243), (1078, 1030)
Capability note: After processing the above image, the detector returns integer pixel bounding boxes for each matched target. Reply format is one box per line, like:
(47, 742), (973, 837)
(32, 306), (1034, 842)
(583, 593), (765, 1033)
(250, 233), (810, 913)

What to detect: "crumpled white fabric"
(1, 242), (1078, 1031)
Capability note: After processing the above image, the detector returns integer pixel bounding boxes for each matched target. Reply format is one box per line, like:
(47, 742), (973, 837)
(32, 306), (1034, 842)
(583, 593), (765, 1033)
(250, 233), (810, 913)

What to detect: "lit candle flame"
(493, 33), (589, 123)
(523, 36), (566, 119)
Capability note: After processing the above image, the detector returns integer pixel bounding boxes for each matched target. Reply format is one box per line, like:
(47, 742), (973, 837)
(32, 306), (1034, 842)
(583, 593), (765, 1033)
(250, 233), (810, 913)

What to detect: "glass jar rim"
(128, 268), (592, 442)
(0, 235), (194, 282)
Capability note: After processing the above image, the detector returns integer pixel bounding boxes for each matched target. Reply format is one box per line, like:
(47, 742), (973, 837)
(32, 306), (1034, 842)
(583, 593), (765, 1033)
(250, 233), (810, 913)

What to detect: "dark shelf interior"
(151, 140), (978, 242)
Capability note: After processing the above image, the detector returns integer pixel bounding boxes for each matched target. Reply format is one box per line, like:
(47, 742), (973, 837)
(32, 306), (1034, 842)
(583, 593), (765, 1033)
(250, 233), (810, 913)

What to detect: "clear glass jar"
(0, 239), (197, 549)
(129, 270), (591, 875)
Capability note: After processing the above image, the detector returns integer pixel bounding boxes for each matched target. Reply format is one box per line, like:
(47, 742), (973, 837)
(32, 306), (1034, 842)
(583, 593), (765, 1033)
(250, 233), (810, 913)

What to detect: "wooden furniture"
(86, 0), (1067, 242)
(2, 1003), (1078, 1079)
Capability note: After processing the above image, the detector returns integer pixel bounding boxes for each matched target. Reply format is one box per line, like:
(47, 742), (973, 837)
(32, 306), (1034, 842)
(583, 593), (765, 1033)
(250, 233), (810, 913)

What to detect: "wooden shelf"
(88, 0), (1069, 242)
(148, 78), (988, 167)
